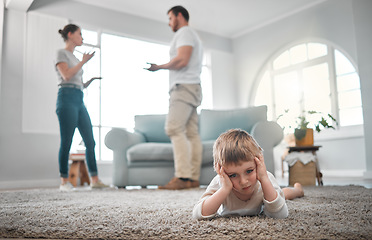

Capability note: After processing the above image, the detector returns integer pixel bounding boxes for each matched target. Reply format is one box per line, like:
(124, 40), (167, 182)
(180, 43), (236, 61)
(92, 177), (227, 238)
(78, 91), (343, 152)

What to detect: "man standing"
(147, 5), (203, 190)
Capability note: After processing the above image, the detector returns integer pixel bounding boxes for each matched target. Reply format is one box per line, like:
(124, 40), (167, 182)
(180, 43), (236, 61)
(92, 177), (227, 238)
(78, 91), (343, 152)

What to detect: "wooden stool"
(68, 153), (90, 187)
(287, 146), (323, 186)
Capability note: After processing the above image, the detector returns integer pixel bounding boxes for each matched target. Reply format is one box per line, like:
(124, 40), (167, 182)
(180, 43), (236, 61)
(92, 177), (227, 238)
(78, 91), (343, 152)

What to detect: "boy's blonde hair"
(213, 129), (263, 171)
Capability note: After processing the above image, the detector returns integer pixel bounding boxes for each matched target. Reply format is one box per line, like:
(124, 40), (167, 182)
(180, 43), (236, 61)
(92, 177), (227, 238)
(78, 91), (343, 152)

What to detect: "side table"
(68, 153), (90, 187)
(288, 145), (323, 186)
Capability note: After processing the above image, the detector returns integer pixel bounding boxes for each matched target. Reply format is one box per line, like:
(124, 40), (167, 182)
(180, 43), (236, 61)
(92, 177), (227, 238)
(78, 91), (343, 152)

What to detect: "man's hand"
(146, 63), (160, 72)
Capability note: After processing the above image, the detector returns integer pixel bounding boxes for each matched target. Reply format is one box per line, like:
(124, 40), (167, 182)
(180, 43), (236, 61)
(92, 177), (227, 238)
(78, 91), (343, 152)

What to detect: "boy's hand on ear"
(255, 154), (278, 202)
(254, 154), (269, 183)
(217, 164), (233, 192)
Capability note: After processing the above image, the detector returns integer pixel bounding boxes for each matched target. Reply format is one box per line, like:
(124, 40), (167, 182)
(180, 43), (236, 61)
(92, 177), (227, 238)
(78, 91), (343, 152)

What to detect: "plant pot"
(295, 128), (314, 146)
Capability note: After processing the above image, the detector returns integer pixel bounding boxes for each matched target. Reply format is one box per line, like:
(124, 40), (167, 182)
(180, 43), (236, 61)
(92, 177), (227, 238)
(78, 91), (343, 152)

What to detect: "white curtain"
(22, 12), (67, 134)
(0, 0), (4, 96)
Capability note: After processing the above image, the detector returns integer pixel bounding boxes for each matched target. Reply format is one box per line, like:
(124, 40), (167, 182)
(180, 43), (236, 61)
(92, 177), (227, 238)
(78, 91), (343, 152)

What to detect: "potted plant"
(277, 110), (338, 146)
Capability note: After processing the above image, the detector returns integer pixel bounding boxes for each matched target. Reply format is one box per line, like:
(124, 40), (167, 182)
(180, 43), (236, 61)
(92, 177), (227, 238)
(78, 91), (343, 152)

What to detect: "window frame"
(251, 41), (364, 140)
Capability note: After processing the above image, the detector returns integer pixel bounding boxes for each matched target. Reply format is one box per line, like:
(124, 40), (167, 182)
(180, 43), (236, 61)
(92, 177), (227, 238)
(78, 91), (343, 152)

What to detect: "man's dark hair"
(168, 5), (189, 22)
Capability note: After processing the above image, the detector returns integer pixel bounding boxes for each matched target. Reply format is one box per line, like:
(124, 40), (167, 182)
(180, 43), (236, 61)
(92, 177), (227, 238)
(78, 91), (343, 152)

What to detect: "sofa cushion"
(201, 140), (215, 166)
(199, 106), (268, 141)
(127, 143), (174, 164)
(134, 115), (170, 143)
(127, 141), (215, 166)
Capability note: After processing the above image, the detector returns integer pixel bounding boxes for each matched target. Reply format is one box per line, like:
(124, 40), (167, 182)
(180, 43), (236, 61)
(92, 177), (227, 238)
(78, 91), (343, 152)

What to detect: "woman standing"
(55, 24), (108, 191)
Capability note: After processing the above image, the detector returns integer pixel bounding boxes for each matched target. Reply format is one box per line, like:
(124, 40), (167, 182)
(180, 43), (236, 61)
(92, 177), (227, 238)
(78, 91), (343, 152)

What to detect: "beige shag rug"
(0, 185), (371, 239)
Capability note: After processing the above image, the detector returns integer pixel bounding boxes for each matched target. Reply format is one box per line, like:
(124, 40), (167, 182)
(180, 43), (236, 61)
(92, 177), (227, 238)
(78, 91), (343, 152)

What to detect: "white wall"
(352, 0), (372, 178)
(233, 0), (371, 178)
(0, 0), (234, 189)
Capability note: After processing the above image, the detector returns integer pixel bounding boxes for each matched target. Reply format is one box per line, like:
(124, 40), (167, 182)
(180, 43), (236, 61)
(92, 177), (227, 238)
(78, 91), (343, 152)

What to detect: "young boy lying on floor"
(193, 129), (304, 220)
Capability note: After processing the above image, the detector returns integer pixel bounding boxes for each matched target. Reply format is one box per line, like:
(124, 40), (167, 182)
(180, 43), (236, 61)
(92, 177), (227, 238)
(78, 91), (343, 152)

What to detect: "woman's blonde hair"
(213, 129), (263, 171)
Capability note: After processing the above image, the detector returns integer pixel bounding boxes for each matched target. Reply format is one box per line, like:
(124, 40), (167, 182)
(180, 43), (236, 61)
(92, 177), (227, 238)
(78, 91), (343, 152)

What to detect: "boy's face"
(224, 160), (257, 197)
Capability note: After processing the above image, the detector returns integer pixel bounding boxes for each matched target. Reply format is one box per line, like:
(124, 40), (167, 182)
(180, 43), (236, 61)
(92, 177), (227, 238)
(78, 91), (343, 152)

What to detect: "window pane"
(303, 63), (331, 113)
(308, 43), (327, 59)
(338, 90), (362, 109)
(101, 34), (169, 129)
(254, 71), (273, 120)
(335, 50), (355, 75)
(70, 129), (83, 153)
(337, 73), (360, 92)
(290, 44), (307, 64)
(274, 71), (301, 115)
(92, 126), (100, 160)
(81, 29), (97, 46)
(339, 107), (364, 126)
(200, 65), (213, 110)
(273, 51), (290, 70)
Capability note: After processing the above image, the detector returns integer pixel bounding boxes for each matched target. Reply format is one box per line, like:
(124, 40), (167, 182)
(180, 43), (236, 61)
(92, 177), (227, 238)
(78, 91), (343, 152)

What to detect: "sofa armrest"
(250, 121), (284, 176)
(105, 128), (146, 187)
(251, 121), (284, 148)
(105, 128), (145, 151)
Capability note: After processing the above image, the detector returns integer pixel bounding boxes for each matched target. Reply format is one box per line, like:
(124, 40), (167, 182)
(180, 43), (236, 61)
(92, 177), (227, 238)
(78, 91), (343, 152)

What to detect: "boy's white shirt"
(192, 171), (288, 220)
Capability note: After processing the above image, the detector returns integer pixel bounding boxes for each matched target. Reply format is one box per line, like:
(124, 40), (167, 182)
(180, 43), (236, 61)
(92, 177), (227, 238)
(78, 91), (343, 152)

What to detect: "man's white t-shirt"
(169, 26), (203, 90)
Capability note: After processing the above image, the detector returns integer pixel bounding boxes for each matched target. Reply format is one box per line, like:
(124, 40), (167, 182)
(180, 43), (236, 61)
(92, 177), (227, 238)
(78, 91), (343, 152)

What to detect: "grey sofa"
(105, 106), (283, 187)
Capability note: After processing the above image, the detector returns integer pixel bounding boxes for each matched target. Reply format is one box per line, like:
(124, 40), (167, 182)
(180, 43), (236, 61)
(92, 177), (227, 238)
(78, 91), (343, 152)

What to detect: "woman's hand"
(82, 51), (95, 64)
(84, 77), (102, 88)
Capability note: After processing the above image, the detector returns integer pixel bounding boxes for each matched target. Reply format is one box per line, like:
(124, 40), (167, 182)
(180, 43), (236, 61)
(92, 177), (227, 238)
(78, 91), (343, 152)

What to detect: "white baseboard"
(0, 177), (113, 190)
(363, 171), (372, 179)
(0, 178), (60, 190)
(321, 170), (365, 178)
(275, 169), (366, 179)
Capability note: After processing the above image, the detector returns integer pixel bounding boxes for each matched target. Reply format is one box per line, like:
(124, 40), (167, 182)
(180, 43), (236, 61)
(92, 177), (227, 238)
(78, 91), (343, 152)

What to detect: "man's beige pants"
(165, 84), (203, 181)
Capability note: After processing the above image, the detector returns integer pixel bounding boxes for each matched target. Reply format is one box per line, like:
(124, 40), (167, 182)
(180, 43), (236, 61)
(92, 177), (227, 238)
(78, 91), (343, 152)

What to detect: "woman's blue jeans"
(56, 87), (98, 178)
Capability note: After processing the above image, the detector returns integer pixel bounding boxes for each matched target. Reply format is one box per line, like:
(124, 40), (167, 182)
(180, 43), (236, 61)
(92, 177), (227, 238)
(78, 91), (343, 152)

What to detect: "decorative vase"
(295, 128), (314, 146)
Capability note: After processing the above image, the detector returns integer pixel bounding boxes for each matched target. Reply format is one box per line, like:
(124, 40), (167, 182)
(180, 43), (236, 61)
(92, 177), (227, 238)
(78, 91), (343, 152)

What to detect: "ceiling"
(66, 0), (326, 38)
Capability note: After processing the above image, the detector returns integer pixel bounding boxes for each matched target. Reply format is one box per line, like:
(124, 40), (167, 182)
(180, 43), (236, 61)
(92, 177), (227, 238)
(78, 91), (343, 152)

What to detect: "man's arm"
(147, 46), (192, 71)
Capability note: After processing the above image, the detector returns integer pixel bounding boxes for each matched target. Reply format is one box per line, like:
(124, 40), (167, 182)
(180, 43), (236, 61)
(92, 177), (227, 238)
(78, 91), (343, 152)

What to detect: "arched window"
(254, 42), (363, 133)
